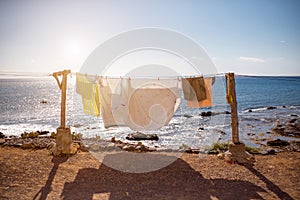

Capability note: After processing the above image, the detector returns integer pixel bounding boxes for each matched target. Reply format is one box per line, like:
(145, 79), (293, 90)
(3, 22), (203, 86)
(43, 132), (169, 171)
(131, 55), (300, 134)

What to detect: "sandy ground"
(0, 147), (299, 200)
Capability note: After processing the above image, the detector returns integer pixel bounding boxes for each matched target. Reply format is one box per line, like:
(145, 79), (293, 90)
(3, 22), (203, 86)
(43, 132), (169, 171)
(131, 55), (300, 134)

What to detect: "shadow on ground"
(56, 152), (270, 200)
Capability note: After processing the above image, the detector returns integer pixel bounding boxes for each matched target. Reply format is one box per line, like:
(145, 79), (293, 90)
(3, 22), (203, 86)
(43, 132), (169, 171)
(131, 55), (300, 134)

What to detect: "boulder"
(126, 132), (159, 141)
(267, 139), (289, 146)
(267, 106), (276, 110)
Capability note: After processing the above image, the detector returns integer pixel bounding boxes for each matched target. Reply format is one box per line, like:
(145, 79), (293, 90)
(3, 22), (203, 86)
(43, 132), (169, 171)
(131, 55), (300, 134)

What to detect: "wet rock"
(183, 114), (193, 118)
(37, 131), (49, 135)
(248, 109), (252, 112)
(267, 106), (276, 110)
(290, 114), (298, 117)
(0, 132), (6, 139)
(198, 127), (204, 131)
(271, 118), (300, 138)
(267, 139), (289, 147)
(126, 132), (159, 141)
(224, 111), (231, 114)
(200, 111), (212, 116)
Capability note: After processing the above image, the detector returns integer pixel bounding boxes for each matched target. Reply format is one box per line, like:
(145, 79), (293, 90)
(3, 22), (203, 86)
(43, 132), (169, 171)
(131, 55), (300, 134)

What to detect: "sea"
(1, 75), (300, 150)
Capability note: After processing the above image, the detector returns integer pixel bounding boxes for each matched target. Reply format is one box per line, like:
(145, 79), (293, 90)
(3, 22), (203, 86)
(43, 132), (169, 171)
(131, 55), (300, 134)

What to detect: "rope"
(0, 71), (299, 83)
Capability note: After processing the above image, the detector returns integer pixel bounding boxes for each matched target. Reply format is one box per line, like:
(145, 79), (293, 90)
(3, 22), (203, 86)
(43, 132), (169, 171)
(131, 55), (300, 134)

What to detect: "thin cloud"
(239, 56), (265, 63)
(280, 40), (286, 44)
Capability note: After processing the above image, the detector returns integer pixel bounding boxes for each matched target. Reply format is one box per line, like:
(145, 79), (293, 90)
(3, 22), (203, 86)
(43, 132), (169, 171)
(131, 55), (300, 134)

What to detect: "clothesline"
(0, 71), (298, 82)
(71, 72), (224, 80)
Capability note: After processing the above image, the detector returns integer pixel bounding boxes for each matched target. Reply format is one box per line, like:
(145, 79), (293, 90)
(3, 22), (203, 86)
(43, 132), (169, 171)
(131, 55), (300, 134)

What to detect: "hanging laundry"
(76, 73), (100, 116)
(182, 76), (207, 101)
(126, 80), (181, 131)
(98, 78), (131, 128)
(99, 78), (181, 131)
(187, 77), (213, 108)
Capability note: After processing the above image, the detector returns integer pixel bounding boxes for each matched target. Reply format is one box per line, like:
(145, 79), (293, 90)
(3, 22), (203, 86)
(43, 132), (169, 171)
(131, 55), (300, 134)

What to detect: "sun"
(63, 40), (81, 56)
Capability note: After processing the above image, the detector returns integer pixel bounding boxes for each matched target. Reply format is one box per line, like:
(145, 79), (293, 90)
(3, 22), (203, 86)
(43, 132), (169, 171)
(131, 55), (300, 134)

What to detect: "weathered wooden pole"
(224, 73), (254, 163)
(226, 72), (240, 144)
(52, 70), (77, 155)
(53, 70), (70, 128)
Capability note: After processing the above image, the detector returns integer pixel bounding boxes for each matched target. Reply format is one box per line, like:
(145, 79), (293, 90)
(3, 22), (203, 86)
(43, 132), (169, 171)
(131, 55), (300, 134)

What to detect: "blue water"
(0, 75), (299, 149)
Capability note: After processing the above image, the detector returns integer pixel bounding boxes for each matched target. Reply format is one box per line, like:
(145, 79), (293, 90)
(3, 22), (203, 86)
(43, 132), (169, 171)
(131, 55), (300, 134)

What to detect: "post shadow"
(243, 163), (294, 200)
(33, 155), (69, 200)
(61, 152), (267, 200)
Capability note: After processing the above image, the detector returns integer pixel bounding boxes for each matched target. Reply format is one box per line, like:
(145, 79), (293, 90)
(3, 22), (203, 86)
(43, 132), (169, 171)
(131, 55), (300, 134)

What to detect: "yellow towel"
(76, 73), (100, 116)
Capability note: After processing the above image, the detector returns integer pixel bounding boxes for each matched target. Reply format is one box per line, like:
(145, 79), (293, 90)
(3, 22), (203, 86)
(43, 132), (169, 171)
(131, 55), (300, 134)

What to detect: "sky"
(0, 0), (299, 76)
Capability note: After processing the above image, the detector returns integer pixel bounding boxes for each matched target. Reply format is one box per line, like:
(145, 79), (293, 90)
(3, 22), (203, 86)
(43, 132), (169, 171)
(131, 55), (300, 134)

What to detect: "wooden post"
(53, 70), (71, 128)
(226, 73), (240, 144)
(52, 70), (77, 155)
(224, 73), (254, 163)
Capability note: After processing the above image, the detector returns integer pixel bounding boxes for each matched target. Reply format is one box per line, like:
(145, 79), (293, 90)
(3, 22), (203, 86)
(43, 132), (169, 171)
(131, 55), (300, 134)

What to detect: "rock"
(122, 145), (136, 152)
(37, 131), (49, 135)
(111, 137), (116, 142)
(200, 111), (212, 117)
(0, 138), (5, 144)
(248, 109), (252, 112)
(217, 153), (225, 159)
(135, 145), (148, 152)
(183, 114), (193, 118)
(289, 118), (297, 123)
(207, 149), (218, 154)
(261, 148), (276, 155)
(267, 106), (276, 110)
(198, 127), (204, 131)
(224, 111), (231, 114)
(126, 132), (159, 141)
(0, 132), (6, 139)
(40, 100), (47, 104)
(267, 149), (276, 155)
(267, 139), (289, 146)
(290, 114), (298, 117)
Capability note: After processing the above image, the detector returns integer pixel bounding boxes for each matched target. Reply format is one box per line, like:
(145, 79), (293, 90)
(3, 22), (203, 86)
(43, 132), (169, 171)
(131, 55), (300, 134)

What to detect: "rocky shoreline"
(1, 116), (299, 155)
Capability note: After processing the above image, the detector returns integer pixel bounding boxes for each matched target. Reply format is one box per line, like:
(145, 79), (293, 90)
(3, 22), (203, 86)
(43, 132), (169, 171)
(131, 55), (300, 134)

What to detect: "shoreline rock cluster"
(271, 117), (300, 138)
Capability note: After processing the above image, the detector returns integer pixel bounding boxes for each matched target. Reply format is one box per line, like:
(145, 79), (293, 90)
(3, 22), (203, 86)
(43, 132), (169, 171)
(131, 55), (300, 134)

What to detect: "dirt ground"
(0, 146), (299, 200)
